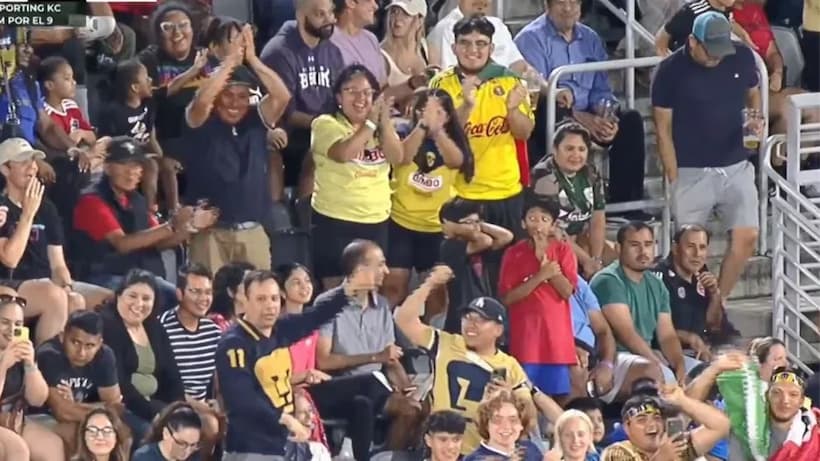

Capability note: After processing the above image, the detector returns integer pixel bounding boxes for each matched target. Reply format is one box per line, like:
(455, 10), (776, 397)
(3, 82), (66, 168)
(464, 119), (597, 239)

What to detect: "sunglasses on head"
(0, 294), (26, 308)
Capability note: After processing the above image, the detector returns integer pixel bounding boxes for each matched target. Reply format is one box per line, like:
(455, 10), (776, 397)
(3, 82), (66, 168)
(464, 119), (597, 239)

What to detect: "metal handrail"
(761, 135), (820, 223)
(596, 0), (656, 47)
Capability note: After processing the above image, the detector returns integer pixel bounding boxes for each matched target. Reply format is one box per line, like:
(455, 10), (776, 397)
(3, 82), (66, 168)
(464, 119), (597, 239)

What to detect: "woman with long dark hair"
(309, 64), (404, 290)
(209, 261), (255, 331)
(72, 407), (130, 461)
(383, 88), (473, 316)
(99, 269), (186, 444)
(133, 401), (202, 461)
(275, 263), (329, 447)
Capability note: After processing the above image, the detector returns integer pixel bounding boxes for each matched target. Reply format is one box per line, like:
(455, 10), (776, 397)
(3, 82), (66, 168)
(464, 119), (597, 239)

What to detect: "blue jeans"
(86, 273), (177, 312)
(121, 410), (151, 450)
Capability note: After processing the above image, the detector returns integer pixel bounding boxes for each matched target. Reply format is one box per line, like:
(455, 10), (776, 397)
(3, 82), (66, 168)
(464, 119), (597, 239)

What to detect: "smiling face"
(672, 229), (709, 276)
(336, 73), (375, 125)
(159, 10), (194, 60)
(453, 31), (493, 74)
(0, 302), (23, 351)
(179, 274), (213, 319)
(116, 282), (155, 326)
(425, 431), (463, 461)
(84, 413), (118, 457)
(460, 311), (502, 350)
(768, 381), (803, 423)
(215, 84), (252, 125)
(559, 417), (594, 460)
(624, 412), (664, 453)
(244, 278), (281, 330)
(487, 402), (524, 448)
(283, 268), (313, 307)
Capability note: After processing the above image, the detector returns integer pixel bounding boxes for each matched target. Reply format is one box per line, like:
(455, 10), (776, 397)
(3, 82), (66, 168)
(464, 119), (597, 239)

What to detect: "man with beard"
(590, 222), (693, 404)
(260, 0), (344, 202)
(602, 385), (730, 460)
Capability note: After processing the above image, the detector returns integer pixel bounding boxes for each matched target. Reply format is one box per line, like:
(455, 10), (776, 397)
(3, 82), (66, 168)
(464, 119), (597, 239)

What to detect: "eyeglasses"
(85, 426), (116, 439)
(168, 427), (200, 451)
(456, 39), (490, 51)
(0, 295), (26, 308)
(186, 288), (213, 298)
(160, 20), (192, 34)
(341, 88), (375, 99)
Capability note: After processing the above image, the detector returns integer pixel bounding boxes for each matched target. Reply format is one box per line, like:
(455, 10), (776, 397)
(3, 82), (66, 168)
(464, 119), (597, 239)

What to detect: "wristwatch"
(364, 119), (378, 132)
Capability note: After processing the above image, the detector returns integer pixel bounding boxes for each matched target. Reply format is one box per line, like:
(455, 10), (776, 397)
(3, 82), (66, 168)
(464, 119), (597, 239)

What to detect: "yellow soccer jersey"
(430, 64), (532, 201)
(390, 155), (458, 233)
(310, 113), (392, 223)
(422, 329), (531, 454)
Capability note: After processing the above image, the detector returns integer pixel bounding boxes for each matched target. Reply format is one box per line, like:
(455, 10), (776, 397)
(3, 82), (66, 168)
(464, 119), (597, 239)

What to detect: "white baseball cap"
(387, 0), (427, 17)
(0, 138), (45, 165)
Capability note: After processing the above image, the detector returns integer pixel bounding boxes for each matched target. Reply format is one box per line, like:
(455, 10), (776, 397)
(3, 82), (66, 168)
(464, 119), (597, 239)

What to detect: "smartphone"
(491, 368), (507, 383)
(666, 418), (685, 437)
(12, 326), (28, 342)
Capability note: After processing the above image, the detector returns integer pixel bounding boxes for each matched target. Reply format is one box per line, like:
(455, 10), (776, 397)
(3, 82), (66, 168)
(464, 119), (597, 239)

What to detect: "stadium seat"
(771, 25), (805, 88)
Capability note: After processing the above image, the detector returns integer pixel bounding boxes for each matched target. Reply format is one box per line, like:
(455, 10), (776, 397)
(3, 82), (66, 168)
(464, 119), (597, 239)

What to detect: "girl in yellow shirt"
(310, 64), (404, 289)
(384, 89), (474, 315)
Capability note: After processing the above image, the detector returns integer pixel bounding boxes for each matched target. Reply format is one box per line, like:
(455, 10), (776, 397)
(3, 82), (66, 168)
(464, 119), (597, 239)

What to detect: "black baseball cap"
(105, 136), (155, 164)
(461, 297), (507, 325)
(226, 65), (259, 88)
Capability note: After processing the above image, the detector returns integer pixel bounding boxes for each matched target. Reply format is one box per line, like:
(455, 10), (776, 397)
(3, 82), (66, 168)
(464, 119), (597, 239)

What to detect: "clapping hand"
(343, 267), (377, 296)
(241, 24), (256, 63)
(420, 96), (448, 135)
(193, 49), (208, 70)
(191, 207), (219, 231)
(427, 265), (453, 286)
(461, 76), (480, 107)
(506, 83), (529, 111)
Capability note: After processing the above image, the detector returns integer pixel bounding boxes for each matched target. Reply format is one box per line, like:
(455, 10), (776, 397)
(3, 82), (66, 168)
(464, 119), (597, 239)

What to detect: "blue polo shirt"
(651, 43), (758, 168)
(514, 14), (615, 113)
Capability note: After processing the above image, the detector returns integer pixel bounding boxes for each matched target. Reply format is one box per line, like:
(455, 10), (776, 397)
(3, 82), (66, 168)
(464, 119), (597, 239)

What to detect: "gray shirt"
(317, 286), (395, 377)
(727, 424), (788, 461)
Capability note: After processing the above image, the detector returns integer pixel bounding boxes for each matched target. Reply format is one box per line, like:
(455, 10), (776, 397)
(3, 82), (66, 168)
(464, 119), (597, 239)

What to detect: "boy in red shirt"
(498, 194), (578, 397)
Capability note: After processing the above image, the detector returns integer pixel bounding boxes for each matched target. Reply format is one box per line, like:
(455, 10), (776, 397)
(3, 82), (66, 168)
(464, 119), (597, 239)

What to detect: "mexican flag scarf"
(768, 408), (820, 461)
(717, 362), (769, 460)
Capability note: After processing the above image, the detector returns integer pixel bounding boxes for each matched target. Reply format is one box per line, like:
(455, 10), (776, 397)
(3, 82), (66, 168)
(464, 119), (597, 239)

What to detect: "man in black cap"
(72, 136), (216, 311)
(652, 11), (762, 303)
(395, 266), (563, 455)
(183, 24), (292, 273)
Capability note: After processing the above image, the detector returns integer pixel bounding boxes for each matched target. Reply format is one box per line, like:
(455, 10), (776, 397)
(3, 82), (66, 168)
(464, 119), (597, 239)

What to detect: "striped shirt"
(159, 308), (222, 400)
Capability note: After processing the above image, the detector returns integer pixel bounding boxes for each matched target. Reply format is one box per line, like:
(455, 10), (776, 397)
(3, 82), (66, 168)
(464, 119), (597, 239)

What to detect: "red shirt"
(498, 239), (578, 365)
(108, 2), (158, 16)
(733, 3), (775, 56)
(74, 194), (159, 242)
(44, 99), (92, 135)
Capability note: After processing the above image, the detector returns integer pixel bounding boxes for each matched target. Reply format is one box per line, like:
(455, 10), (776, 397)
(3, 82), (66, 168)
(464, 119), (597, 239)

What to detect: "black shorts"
(311, 210), (389, 279)
(0, 280), (24, 291)
(461, 192), (525, 238)
(386, 219), (442, 271)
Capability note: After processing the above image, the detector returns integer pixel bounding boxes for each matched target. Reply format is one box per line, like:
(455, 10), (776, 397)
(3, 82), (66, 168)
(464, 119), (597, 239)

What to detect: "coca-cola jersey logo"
(464, 116), (510, 138)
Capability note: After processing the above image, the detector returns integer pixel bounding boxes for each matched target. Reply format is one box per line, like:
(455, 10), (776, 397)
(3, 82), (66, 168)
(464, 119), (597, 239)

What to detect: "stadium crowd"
(0, 0), (816, 460)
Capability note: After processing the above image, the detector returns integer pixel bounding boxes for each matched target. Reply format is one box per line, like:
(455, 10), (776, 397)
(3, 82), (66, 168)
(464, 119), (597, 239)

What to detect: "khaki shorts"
(189, 224), (271, 273)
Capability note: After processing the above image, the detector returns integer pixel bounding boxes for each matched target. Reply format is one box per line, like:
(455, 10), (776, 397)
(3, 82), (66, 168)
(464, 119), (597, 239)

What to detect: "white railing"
(765, 93), (820, 373)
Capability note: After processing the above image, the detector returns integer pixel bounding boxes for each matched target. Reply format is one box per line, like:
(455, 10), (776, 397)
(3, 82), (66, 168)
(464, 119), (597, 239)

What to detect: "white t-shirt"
(426, 8), (524, 68)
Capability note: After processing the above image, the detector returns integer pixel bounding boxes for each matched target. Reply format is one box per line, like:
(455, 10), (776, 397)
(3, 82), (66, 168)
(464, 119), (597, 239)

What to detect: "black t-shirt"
(36, 336), (118, 404)
(0, 197), (64, 280)
(133, 442), (202, 461)
(98, 100), (157, 146)
(664, 0), (733, 51)
(440, 238), (491, 334)
(137, 45), (215, 142)
(652, 257), (710, 337)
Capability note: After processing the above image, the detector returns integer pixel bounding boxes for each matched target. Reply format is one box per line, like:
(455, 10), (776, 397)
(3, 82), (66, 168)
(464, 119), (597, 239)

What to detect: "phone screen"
(491, 368), (507, 382)
(666, 418), (685, 437)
